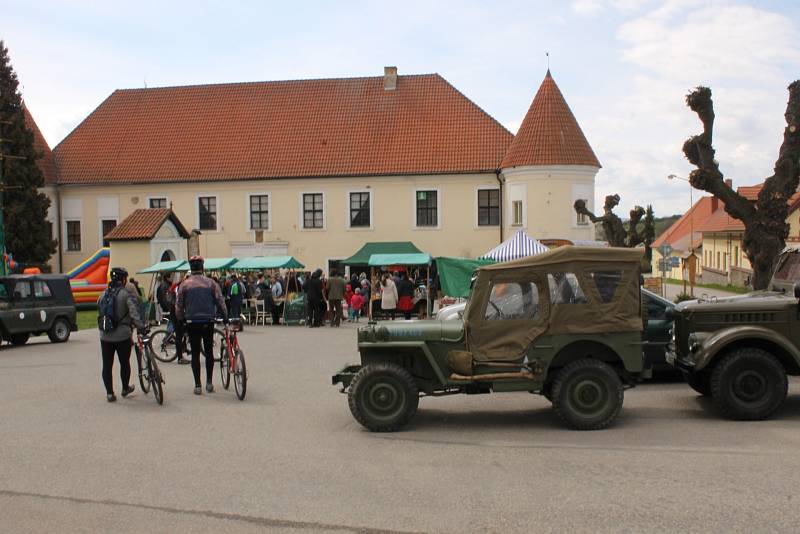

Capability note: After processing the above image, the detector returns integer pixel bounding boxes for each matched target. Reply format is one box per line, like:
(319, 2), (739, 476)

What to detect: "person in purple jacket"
(176, 256), (228, 395)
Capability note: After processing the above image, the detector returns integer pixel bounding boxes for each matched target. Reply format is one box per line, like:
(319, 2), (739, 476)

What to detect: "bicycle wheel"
(135, 344), (151, 393)
(149, 329), (177, 363)
(150, 356), (164, 405)
(234, 349), (247, 401)
(209, 328), (226, 362)
(220, 340), (231, 389)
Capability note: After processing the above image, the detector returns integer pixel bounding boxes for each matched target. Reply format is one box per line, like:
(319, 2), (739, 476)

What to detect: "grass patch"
(77, 310), (97, 330)
(664, 279), (750, 294)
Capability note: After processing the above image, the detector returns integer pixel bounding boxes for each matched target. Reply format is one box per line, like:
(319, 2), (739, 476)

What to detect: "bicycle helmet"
(110, 267), (129, 283)
(189, 255), (205, 273)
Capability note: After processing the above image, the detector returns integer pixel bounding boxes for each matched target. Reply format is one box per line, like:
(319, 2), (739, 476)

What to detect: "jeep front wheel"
(348, 363), (419, 432)
(551, 359), (623, 431)
(48, 318), (71, 343)
(710, 348), (787, 420)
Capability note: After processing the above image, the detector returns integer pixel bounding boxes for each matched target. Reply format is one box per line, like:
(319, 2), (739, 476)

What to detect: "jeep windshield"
(771, 249), (800, 292)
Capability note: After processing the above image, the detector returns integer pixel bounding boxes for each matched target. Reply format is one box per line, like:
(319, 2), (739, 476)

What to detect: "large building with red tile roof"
(35, 67), (602, 273)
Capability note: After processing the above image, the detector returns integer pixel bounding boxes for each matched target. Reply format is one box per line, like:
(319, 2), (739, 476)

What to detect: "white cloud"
(571, 0), (605, 16)
(587, 0), (800, 216)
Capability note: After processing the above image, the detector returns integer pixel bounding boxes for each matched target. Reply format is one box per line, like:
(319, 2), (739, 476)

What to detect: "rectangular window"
(198, 196), (217, 230)
(349, 192), (371, 228)
(13, 281), (32, 299)
(484, 282), (539, 321)
(249, 195), (269, 230)
(303, 193), (324, 229)
(33, 281), (52, 299)
(588, 270), (623, 303)
(149, 197), (167, 209)
(101, 219), (117, 247)
(66, 221), (81, 251)
(416, 190), (438, 227)
(512, 200), (523, 226)
(723, 253), (727, 271)
(477, 189), (500, 226)
(716, 252), (720, 269)
(548, 272), (588, 305)
(576, 199), (589, 225)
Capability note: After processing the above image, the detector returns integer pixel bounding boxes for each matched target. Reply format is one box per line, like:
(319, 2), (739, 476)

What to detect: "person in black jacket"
(305, 269), (324, 327)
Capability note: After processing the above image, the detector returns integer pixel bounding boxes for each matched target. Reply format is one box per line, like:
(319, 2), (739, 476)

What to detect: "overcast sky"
(4, 0), (799, 217)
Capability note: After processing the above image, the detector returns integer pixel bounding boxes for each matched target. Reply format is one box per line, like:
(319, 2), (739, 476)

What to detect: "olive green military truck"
(332, 247), (650, 431)
(668, 246), (800, 421)
(0, 275), (77, 346)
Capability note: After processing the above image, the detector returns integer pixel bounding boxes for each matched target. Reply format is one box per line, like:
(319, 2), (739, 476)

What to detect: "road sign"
(658, 243), (673, 257)
(669, 256), (681, 267)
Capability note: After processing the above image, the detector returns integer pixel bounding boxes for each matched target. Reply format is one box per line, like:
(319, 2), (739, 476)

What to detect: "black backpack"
(97, 287), (121, 332)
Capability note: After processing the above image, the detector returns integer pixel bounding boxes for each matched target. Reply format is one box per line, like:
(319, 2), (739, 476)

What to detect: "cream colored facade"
(701, 234), (749, 272)
(59, 173), (504, 273)
(502, 165), (596, 242)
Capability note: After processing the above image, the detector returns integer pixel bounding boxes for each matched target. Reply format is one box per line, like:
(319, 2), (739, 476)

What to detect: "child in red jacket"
(349, 289), (365, 322)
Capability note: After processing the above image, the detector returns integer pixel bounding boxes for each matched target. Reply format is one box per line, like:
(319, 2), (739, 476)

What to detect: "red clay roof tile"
(22, 105), (57, 185)
(53, 74), (513, 185)
(501, 71), (600, 169)
(105, 209), (189, 241)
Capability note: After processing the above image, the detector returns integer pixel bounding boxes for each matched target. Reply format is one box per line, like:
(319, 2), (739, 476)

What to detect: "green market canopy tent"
(342, 242), (424, 266)
(138, 259), (188, 273)
(367, 253), (431, 266)
(231, 256), (305, 270)
(435, 257), (495, 298)
(175, 257), (237, 272)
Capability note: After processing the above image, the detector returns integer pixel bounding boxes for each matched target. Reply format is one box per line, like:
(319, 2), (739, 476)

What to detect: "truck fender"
(695, 325), (800, 372)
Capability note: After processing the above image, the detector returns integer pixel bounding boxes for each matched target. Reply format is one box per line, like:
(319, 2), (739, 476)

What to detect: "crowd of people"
(98, 260), (428, 399)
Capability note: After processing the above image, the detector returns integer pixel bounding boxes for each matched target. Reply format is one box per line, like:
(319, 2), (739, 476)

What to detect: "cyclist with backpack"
(98, 267), (147, 402)
(175, 256), (228, 395)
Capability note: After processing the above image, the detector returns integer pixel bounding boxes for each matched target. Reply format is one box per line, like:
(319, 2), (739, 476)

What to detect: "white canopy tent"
(480, 229), (549, 262)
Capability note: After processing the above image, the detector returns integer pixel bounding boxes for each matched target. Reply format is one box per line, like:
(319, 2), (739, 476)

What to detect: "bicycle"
(134, 330), (164, 405)
(149, 316), (225, 363)
(219, 319), (247, 400)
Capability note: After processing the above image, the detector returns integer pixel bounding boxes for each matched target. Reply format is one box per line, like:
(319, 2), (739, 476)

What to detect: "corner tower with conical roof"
(501, 70), (600, 241)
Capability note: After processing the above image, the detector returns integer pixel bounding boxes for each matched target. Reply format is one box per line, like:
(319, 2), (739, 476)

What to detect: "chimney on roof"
(725, 179), (732, 188)
(384, 66), (397, 91)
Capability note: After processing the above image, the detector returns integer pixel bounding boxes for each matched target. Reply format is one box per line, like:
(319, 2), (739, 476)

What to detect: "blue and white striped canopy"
(480, 229), (549, 262)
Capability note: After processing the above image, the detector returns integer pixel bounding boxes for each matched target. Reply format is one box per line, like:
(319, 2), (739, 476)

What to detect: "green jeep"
(0, 274), (77, 346)
(332, 247), (649, 431)
(667, 247), (800, 421)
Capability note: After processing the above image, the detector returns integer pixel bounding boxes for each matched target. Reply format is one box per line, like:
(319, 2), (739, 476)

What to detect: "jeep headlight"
(688, 332), (710, 354)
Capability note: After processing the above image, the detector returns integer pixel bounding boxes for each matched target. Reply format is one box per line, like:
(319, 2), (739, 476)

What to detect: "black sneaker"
(177, 358), (190, 365)
(205, 383), (214, 393)
(107, 394), (117, 402)
(193, 386), (202, 395)
(121, 385), (135, 397)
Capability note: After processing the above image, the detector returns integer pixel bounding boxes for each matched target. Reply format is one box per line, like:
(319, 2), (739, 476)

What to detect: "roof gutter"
(495, 169), (504, 244)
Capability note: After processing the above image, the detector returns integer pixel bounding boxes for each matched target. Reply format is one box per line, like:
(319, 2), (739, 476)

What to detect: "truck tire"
(710, 348), (787, 420)
(47, 318), (71, 343)
(551, 359), (623, 431)
(9, 333), (30, 346)
(348, 362), (419, 432)
(683, 371), (711, 396)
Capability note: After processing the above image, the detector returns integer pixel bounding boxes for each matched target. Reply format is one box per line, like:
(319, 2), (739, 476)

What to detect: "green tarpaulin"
(138, 260), (188, 273)
(436, 257), (495, 298)
(368, 253), (431, 266)
(231, 256), (305, 270)
(175, 257), (237, 272)
(342, 242), (424, 265)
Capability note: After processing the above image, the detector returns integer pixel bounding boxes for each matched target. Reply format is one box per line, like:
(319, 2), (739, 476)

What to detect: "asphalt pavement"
(2, 324), (800, 533)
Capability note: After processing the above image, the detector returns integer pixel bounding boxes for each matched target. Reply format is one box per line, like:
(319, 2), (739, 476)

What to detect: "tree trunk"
(682, 82), (800, 290)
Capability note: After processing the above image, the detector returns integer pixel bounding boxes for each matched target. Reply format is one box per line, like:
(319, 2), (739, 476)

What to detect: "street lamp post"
(668, 174), (694, 296)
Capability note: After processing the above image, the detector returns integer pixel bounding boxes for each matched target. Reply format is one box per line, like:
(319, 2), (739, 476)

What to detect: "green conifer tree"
(0, 41), (57, 267)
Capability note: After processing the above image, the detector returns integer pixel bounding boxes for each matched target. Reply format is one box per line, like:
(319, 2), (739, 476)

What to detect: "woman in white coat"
(380, 273), (398, 320)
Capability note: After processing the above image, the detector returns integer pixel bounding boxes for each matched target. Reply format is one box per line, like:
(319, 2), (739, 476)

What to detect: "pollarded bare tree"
(682, 82), (800, 289)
